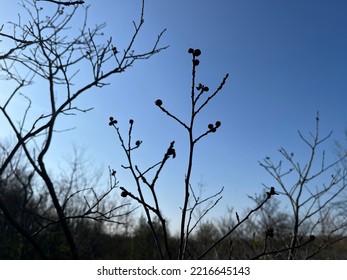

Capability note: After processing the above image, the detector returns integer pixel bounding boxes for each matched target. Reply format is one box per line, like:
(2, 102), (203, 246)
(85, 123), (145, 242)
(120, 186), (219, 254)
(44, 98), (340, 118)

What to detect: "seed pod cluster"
(196, 83), (209, 92)
(109, 117), (118, 126)
(207, 121), (222, 132)
(188, 48), (201, 57)
(188, 48), (202, 66)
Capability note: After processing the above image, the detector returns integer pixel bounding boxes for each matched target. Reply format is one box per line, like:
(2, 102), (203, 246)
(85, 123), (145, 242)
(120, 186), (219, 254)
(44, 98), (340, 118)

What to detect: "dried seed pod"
(193, 59), (200, 66)
(203, 86), (209, 92)
(129, 119), (134, 125)
(121, 191), (128, 198)
(155, 99), (163, 106)
(215, 121), (221, 127)
(208, 123), (214, 130)
(194, 49), (201, 56)
(188, 48), (194, 54)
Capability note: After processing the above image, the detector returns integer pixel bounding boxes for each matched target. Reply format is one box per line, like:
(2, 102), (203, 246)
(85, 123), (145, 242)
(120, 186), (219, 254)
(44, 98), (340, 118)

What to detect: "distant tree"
(258, 113), (347, 259)
(0, 0), (166, 259)
(188, 221), (221, 259)
(129, 216), (164, 259)
(0, 142), (138, 259)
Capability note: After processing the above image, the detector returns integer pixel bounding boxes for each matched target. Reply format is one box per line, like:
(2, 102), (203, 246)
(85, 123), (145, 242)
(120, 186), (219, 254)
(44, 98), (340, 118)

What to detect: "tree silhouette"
(1, 1), (346, 261)
(259, 113), (347, 259)
(0, 0), (166, 259)
(109, 48), (281, 259)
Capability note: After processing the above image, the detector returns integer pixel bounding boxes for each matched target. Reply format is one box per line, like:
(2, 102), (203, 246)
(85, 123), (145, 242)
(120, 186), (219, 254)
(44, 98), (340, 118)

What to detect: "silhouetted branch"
(36, 0), (85, 5)
(197, 193), (273, 259)
(252, 235), (315, 260)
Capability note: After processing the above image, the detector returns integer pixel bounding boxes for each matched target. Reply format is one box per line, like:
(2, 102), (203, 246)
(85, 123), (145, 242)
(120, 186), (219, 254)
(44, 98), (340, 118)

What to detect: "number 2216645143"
(190, 266), (250, 276)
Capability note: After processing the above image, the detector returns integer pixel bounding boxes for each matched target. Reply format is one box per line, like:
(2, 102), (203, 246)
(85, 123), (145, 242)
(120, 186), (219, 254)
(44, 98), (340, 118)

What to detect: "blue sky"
(1, 0), (347, 232)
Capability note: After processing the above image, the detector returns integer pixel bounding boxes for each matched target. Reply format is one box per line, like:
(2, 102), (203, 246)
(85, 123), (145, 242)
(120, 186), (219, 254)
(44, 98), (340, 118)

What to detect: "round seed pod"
(194, 49), (201, 56)
(155, 99), (163, 106)
(193, 59), (200, 66)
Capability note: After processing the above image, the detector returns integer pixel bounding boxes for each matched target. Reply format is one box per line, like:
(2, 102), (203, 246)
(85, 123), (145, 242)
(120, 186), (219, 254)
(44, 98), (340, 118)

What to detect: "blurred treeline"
(1, 160), (346, 260)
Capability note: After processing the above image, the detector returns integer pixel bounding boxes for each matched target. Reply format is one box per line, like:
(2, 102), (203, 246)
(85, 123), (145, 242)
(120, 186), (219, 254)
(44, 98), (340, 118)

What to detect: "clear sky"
(1, 0), (347, 232)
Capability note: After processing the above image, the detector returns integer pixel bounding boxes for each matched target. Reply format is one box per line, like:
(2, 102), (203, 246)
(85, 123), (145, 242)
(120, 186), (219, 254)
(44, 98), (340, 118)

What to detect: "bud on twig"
(121, 190), (128, 197)
(266, 187), (279, 198)
(167, 147), (176, 158)
(135, 140), (142, 147)
(155, 99), (163, 106)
